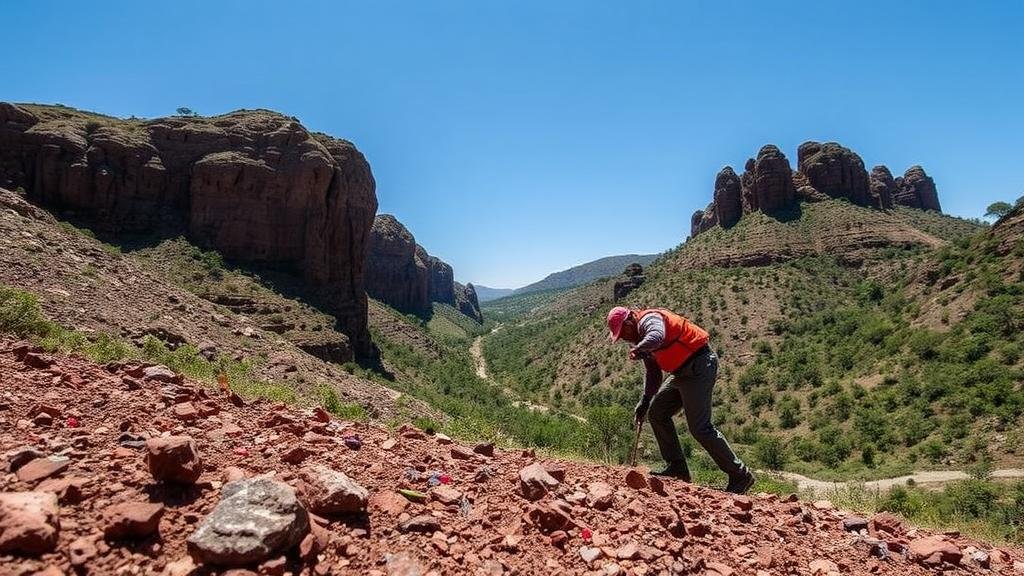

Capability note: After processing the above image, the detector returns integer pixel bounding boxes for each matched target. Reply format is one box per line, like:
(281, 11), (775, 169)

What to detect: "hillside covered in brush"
(482, 141), (1023, 485)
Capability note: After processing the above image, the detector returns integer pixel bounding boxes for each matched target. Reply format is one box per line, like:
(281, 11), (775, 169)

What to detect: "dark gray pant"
(647, 349), (746, 477)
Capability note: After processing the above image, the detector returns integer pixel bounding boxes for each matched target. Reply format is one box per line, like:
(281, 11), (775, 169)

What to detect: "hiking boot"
(725, 469), (756, 494)
(651, 461), (691, 482)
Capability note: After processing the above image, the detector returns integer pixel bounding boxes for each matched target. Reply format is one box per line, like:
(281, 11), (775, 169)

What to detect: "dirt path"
(778, 469), (1024, 494)
(472, 326), (587, 422)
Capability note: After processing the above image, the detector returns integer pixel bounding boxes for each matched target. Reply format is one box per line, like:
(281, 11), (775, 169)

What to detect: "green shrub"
(754, 434), (787, 470)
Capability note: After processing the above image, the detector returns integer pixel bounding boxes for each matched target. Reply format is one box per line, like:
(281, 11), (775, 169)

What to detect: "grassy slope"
(483, 201), (1024, 480)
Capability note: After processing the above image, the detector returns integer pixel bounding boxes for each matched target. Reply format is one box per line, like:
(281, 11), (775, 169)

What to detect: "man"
(607, 306), (755, 494)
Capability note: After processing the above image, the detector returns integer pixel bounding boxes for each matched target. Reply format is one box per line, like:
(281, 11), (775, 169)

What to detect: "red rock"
(4, 446), (45, 472)
(705, 561), (735, 576)
(16, 456), (70, 483)
(297, 464), (369, 515)
(549, 530), (567, 549)
(732, 495), (752, 511)
(369, 492), (409, 516)
(809, 558), (840, 575)
(143, 365), (180, 383)
(624, 469), (647, 490)
(398, 514), (441, 533)
(870, 512), (903, 536)
(544, 464), (566, 482)
(280, 445), (310, 465)
(615, 541), (639, 560)
(519, 463), (559, 501)
(35, 476), (88, 503)
(0, 491), (60, 555)
(527, 503), (574, 533)
(102, 501), (165, 539)
(587, 482), (615, 511)
(145, 436), (203, 484)
(431, 485), (463, 506)
(68, 536), (98, 567)
(172, 402), (199, 421)
(648, 475), (666, 495)
(450, 445), (476, 460)
(909, 536), (962, 566)
(473, 442), (495, 457)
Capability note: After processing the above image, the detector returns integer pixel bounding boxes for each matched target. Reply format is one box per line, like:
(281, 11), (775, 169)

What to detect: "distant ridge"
(475, 285), (516, 302)
(515, 253), (658, 295)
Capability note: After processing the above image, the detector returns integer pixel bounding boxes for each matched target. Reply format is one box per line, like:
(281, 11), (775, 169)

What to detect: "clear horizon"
(4, 1), (1022, 287)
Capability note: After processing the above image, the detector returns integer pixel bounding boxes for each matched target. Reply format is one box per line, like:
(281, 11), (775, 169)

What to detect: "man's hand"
(628, 347), (650, 361)
(634, 396), (651, 426)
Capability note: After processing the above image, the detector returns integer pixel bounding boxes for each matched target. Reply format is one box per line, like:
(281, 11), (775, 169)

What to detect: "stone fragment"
(386, 551), (425, 576)
(431, 485), (463, 506)
(580, 546), (603, 565)
(624, 469), (647, 490)
(732, 495), (752, 511)
(0, 491), (60, 555)
(143, 365), (180, 383)
(527, 503), (574, 533)
(909, 536), (962, 566)
(370, 491), (409, 516)
(473, 442), (495, 457)
(399, 515), (441, 533)
(187, 477), (310, 566)
(587, 482), (615, 511)
(5, 446), (45, 472)
(519, 463), (559, 501)
(297, 465), (369, 515)
(68, 536), (98, 567)
(450, 446), (475, 460)
(103, 501), (165, 539)
(842, 517), (868, 532)
(146, 436), (203, 484)
(809, 558), (840, 576)
(16, 456), (71, 483)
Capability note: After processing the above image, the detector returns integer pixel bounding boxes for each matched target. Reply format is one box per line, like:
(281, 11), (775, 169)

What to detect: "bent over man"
(607, 306), (755, 494)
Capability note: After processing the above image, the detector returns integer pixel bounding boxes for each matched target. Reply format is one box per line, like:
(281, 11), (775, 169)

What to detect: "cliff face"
(0, 103), (377, 354)
(690, 140), (942, 238)
(364, 214), (482, 321)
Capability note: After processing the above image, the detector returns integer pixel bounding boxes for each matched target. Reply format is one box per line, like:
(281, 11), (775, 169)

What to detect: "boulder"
(0, 492), (60, 555)
(145, 436), (203, 484)
(297, 465), (369, 515)
(796, 141), (870, 206)
(187, 477), (310, 566)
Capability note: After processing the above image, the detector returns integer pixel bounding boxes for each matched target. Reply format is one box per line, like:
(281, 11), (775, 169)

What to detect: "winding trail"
(471, 326), (587, 422)
(777, 468), (1024, 494)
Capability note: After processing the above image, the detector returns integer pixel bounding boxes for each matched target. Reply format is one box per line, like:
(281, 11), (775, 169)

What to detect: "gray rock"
(842, 516), (869, 533)
(298, 465), (369, 515)
(186, 476), (309, 566)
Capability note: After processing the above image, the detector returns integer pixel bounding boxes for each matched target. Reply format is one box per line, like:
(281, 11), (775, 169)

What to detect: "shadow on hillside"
(765, 202), (803, 223)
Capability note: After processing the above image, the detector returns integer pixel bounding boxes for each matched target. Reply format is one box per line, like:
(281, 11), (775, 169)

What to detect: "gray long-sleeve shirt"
(631, 312), (666, 399)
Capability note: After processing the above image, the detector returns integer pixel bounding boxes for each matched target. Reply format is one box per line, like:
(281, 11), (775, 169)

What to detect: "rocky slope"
(364, 215), (482, 322)
(691, 141), (942, 238)
(0, 103), (377, 355)
(515, 254), (659, 296)
(0, 186), (428, 421)
(2, 340), (1019, 575)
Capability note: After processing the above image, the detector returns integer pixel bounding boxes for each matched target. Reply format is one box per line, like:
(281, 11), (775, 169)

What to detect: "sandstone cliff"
(364, 214), (483, 321)
(691, 141), (942, 238)
(0, 103), (377, 354)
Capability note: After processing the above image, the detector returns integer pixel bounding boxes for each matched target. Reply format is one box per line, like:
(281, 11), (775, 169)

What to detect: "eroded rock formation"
(364, 214), (482, 321)
(869, 165), (897, 210)
(894, 165), (941, 212)
(796, 141), (869, 206)
(690, 141), (942, 238)
(0, 103), (376, 354)
(365, 215), (429, 314)
(613, 263), (646, 301)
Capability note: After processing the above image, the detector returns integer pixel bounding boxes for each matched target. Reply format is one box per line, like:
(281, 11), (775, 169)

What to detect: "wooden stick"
(629, 421), (642, 467)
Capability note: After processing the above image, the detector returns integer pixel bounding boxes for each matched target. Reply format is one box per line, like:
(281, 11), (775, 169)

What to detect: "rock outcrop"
(455, 282), (483, 322)
(613, 263), (646, 301)
(0, 103), (377, 355)
(364, 215), (429, 314)
(364, 214), (482, 321)
(869, 166), (897, 209)
(894, 165), (941, 212)
(690, 141), (943, 238)
(796, 141), (870, 206)
(740, 145), (796, 214)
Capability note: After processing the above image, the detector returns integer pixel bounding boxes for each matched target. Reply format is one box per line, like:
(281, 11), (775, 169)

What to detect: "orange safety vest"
(634, 308), (709, 373)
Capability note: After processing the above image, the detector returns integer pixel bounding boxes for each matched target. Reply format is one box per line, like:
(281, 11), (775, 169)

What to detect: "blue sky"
(4, 1), (1022, 287)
